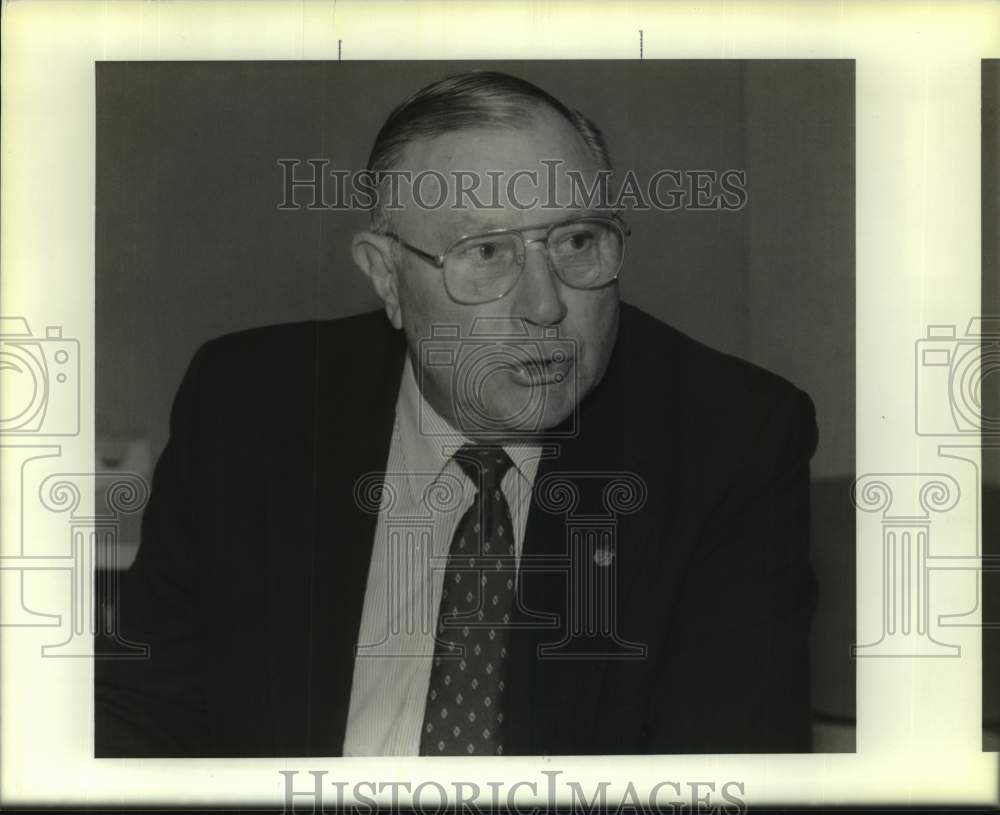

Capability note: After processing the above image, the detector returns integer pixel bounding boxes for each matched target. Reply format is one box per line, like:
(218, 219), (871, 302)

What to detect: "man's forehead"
(443, 206), (596, 234)
(398, 186), (604, 243)
(401, 114), (597, 173)
(387, 114), (608, 242)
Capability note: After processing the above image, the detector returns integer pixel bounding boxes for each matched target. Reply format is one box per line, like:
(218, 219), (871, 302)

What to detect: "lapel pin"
(593, 546), (615, 567)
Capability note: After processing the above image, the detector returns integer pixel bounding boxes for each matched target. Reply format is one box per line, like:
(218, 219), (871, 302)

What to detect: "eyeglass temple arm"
(383, 232), (446, 268)
(611, 211), (632, 236)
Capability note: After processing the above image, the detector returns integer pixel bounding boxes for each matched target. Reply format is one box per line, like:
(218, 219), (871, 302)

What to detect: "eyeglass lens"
(444, 220), (623, 304)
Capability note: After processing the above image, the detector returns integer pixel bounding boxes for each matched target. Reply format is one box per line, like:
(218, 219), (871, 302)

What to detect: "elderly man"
(95, 71), (818, 757)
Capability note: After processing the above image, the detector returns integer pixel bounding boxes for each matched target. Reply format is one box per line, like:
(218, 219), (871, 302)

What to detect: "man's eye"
(459, 241), (505, 262)
(558, 231), (595, 252)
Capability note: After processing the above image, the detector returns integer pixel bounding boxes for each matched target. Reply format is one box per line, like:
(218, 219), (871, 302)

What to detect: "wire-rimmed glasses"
(384, 214), (630, 305)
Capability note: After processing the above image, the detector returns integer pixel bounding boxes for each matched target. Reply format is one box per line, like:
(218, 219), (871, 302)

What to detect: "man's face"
(363, 110), (620, 440)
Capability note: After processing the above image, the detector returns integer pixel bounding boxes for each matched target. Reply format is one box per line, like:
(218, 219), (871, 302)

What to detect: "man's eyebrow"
(435, 214), (511, 242)
(446, 208), (605, 237)
(451, 212), (500, 232)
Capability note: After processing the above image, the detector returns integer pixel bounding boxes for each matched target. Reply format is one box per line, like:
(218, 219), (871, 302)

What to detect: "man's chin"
(455, 397), (577, 442)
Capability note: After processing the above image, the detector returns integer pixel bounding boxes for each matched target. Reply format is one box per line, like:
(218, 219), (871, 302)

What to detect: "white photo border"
(1, 0), (997, 808)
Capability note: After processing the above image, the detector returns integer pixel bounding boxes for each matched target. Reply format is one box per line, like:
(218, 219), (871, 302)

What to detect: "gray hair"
(365, 70), (613, 233)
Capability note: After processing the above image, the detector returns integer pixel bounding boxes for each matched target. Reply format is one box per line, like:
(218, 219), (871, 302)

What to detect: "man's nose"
(509, 241), (567, 325)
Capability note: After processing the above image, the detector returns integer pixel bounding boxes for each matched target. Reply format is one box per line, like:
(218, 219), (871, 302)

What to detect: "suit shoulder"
(181, 310), (396, 424)
(620, 301), (809, 409)
(192, 310), (391, 374)
(618, 302), (816, 459)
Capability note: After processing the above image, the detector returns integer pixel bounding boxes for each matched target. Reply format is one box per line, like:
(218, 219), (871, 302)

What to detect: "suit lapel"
(308, 317), (407, 755)
(508, 304), (680, 754)
(265, 315), (405, 756)
(507, 332), (628, 754)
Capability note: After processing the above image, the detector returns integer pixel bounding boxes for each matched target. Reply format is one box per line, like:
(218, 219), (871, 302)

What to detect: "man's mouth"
(507, 353), (574, 385)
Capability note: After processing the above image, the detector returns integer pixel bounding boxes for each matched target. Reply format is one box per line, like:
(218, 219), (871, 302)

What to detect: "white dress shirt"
(341, 356), (542, 756)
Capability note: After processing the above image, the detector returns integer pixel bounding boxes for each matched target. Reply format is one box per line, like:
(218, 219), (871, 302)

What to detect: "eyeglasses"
(383, 214), (630, 305)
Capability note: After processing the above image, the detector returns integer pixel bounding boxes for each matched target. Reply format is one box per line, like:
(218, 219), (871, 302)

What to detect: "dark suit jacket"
(95, 302), (819, 757)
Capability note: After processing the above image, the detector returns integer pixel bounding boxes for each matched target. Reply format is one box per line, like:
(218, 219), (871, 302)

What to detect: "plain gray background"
(96, 60), (857, 743)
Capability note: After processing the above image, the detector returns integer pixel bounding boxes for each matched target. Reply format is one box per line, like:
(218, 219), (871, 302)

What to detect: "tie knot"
(453, 444), (514, 490)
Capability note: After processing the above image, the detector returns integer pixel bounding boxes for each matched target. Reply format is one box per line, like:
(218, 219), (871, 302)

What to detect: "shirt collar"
(395, 355), (539, 484)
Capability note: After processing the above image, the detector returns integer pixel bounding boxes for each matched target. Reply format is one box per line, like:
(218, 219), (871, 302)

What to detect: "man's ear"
(352, 232), (402, 329)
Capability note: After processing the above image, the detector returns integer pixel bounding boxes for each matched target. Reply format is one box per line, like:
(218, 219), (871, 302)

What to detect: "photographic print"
(91, 60), (855, 761)
(1, 2), (996, 810)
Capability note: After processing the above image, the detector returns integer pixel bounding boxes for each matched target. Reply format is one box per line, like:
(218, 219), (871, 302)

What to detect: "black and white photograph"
(2, 2), (997, 810)
(92, 60), (856, 758)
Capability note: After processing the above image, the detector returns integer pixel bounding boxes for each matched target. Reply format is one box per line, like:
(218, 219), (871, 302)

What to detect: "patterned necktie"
(419, 444), (516, 756)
